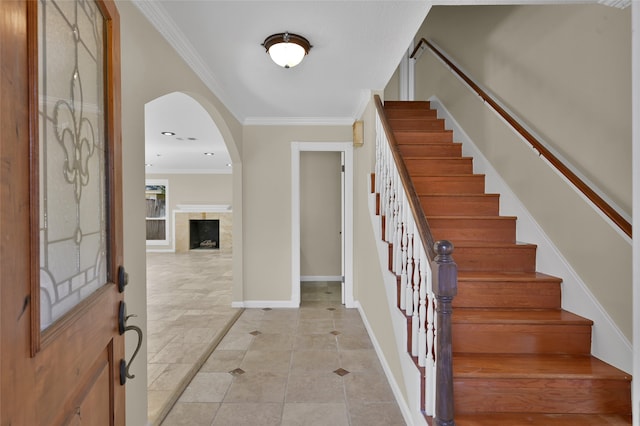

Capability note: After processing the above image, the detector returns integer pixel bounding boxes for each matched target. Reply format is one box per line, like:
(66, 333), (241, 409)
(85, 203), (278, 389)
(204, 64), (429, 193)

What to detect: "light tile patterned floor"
(161, 282), (406, 426)
(147, 250), (241, 425)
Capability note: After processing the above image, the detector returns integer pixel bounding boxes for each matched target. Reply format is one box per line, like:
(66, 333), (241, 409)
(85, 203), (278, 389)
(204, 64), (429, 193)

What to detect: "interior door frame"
(291, 141), (354, 308)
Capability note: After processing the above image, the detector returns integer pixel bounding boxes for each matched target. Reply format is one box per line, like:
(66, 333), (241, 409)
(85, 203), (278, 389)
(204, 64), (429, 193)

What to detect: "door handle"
(118, 301), (143, 385)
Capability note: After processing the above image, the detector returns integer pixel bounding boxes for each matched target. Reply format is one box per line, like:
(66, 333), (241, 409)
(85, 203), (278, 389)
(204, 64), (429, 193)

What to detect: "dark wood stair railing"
(409, 38), (632, 238)
(374, 94), (457, 425)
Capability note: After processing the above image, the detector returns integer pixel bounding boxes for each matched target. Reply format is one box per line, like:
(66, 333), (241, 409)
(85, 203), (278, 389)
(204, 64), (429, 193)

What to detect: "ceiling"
(138, 0), (433, 174)
(139, 0), (628, 174)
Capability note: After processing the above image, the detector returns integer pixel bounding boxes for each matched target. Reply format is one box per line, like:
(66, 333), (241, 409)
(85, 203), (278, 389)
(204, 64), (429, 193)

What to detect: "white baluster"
(406, 240), (416, 317)
(418, 246), (428, 367)
(405, 216), (414, 314)
(399, 192), (408, 310)
(411, 242), (420, 357)
(394, 190), (404, 274)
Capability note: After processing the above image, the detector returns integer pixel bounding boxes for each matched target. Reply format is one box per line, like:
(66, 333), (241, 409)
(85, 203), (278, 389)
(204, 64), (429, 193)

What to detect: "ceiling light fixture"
(204, 152), (215, 156)
(161, 131), (175, 136)
(262, 32), (312, 68)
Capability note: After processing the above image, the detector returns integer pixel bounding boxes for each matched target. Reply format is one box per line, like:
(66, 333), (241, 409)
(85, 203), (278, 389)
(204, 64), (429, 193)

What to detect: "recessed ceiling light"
(187, 137), (197, 141)
(145, 163), (153, 167)
(161, 131), (175, 136)
(204, 152), (215, 156)
(227, 163), (232, 167)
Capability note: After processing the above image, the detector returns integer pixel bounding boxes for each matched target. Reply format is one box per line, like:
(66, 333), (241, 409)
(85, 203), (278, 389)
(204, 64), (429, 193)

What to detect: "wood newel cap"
(432, 240), (457, 298)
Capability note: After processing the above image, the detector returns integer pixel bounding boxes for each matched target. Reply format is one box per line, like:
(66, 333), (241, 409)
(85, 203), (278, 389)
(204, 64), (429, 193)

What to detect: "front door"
(1, 0), (124, 424)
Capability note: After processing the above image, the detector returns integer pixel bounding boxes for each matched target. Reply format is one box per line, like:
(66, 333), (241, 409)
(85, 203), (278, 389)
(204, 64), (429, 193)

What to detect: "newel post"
(432, 240), (457, 426)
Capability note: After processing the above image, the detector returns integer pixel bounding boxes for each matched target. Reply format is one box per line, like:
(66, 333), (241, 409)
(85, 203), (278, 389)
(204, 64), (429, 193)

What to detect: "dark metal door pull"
(118, 301), (143, 385)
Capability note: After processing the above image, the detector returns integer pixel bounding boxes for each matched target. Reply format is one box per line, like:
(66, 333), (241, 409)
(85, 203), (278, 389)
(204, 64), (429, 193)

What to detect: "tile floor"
(147, 250), (242, 425)
(160, 281), (406, 426)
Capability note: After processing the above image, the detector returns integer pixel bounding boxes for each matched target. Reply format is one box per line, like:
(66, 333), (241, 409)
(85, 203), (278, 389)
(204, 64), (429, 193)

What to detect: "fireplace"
(189, 219), (220, 250)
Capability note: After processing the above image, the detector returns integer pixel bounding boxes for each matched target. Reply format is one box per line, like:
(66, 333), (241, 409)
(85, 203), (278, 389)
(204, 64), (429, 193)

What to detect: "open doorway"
(143, 92), (240, 424)
(291, 142), (354, 308)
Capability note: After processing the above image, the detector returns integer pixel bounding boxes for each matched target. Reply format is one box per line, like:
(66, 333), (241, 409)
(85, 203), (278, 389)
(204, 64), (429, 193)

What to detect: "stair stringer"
(364, 188), (429, 426)
(429, 95), (632, 374)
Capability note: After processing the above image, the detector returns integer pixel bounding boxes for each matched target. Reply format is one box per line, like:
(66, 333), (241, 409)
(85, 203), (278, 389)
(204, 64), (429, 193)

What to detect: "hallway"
(147, 250), (241, 423)
(161, 281), (405, 426)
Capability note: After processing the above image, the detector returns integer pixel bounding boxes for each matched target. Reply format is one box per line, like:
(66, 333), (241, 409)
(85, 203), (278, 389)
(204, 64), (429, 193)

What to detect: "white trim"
(131, 1), (243, 123)
(430, 96), (632, 373)
(399, 43), (416, 101)
(632, 2), (639, 424)
(145, 178), (170, 247)
(244, 117), (355, 126)
(353, 90), (373, 124)
(300, 276), (343, 282)
(291, 142), (354, 308)
(175, 204), (232, 212)
(355, 301), (424, 426)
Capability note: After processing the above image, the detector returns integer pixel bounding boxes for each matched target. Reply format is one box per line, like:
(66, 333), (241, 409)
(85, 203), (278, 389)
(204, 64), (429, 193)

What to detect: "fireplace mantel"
(176, 204), (232, 213)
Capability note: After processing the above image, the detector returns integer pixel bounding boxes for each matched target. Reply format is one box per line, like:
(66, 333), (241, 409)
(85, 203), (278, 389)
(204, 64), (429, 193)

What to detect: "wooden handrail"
(374, 94), (457, 425)
(374, 94), (437, 260)
(410, 38), (632, 238)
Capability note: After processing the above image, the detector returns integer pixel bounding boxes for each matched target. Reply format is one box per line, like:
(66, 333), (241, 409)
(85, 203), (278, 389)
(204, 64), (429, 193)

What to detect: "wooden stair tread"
(457, 271), (562, 283)
(455, 413), (632, 425)
(384, 100), (430, 109)
(404, 156), (472, 160)
(396, 142), (460, 146)
(453, 354), (631, 380)
(427, 214), (515, 220)
(453, 308), (592, 325)
(421, 194), (499, 200)
(451, 241), (536, 248)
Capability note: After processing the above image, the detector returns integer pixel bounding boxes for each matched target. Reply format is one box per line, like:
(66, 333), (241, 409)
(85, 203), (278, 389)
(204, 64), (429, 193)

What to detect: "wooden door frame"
(291, 141), (354, 308)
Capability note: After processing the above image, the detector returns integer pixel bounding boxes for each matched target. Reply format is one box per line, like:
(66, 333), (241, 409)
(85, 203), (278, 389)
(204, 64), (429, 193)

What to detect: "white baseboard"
(429, 95), (632, 373)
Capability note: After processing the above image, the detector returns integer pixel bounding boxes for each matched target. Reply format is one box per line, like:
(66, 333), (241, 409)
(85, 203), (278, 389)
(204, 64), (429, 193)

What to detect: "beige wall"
(419, 5), (631, 215)
(119, 1), (242, 424)
(241, 118), (408, 396)
(241, 126), (350, 301)
(145, 173), (233, 251)
(300, 152), (342, 277)
(353, 93), (408, 401)
(405, 5), (632, 339)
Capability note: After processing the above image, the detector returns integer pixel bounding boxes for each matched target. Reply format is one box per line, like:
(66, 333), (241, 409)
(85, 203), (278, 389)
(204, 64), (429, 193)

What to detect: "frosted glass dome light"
(263, 32), (312, 68)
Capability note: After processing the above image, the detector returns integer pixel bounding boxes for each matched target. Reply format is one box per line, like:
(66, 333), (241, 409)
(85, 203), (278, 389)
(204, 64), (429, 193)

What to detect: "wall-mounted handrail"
(410, 38), (632, 238)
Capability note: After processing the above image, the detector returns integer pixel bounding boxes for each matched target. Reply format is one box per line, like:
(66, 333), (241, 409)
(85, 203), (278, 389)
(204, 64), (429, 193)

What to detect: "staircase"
(382, 100), (632, 425)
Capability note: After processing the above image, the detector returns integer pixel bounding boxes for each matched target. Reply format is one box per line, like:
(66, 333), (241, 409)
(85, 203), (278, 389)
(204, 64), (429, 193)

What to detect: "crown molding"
(132, 0), (245, 123)
(243, 116), (355, 126)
